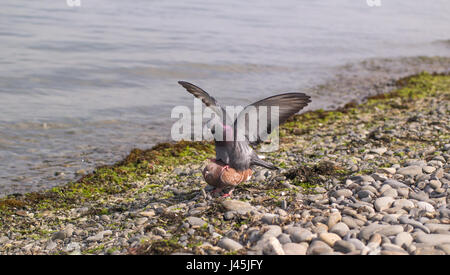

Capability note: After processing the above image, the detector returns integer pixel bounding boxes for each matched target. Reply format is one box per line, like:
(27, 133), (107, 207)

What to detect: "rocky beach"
(0, 72), (449, 255)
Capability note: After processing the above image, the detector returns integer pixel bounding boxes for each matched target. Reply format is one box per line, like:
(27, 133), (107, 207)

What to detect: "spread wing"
(233, 93), (311, 146)
(178, 81), (232, 126)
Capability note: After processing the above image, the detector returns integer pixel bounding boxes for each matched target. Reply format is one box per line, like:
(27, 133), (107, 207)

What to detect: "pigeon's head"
(208, 120), (234, 142)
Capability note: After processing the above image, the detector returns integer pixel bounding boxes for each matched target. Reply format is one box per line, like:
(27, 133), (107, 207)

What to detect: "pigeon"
(178, 81), (311, 196)
(202, 159), (253, 197)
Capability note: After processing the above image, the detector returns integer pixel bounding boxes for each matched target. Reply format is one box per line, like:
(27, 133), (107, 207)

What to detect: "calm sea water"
(0, 0), (449, 196)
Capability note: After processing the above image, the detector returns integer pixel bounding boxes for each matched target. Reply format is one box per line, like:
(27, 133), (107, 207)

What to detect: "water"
(0, 0), (449, 196)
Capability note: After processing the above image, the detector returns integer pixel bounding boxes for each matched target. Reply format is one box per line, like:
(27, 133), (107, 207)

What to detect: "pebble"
(341, 216), (359, 229)
(393, 199), (415, 211)
(186, 216), (208, 227)
(360, 224), (403, 241)
(221, 200), (255, 213)
(332, 189), (353, 198)
(45, 241), (57, 251)
(261, 214), (281, 225)
(263, 237), (285, 255)
(423, 166), (436, 174)
(282, 242), (307, 255)
(370, 148), (387, 155)
(218, 237), (243, 251)
(397, 166), (423, 176)
(327, 211), (342, 228)
(416, 202), (435, 213)
(384, 179), (408, 189)
(424, 223), (450, 233)
(398, 216), (430, 234)
(333, 240), (356, 253)
(139, 210), (155, 217)
(289, 228), (315, 243)
(86, 232), (104, 242)
(379, 167), (396, 174)
(347, 238), (365, 250)
(277, 233), (292, 245)
(319, 232), (341, 247)
(330, 222), (350, 238)
(415, 234), (450, 246)
(374, 197), (395, 212)
(307, 240), (333, 255)
(394, 232), (413, 248)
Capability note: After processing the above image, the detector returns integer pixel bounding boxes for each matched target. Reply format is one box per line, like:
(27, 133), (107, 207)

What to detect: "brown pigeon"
(202, 159), (253, 197)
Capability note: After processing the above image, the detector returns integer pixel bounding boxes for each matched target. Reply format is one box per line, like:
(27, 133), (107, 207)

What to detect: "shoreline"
(0, 72), (449, 255)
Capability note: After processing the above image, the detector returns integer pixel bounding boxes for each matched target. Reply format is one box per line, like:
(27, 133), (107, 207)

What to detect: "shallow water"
(0, 0), (449, 196)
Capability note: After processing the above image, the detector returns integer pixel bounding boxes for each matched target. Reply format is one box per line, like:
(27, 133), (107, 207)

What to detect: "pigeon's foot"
(222, 189), (234, 198)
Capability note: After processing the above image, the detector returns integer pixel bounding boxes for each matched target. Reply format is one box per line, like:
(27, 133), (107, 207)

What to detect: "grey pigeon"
(178, 81), (311, 172)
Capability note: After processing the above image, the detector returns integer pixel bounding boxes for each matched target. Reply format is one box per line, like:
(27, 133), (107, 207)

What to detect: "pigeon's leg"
(220, 165), (230, 173)
(222, 188), (234, 198)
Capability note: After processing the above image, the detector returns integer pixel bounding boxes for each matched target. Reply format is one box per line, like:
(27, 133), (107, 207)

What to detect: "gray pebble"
(333, 240), (356, 253)
(218, 237), (243, 251)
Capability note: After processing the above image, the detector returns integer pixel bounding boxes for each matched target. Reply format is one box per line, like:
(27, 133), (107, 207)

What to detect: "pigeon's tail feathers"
(250, 157), (279, 170)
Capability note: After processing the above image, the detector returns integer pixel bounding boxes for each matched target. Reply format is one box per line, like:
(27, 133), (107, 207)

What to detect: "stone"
(360, 224), (403, 240)
(332, 189), (353, 198)
(415, 234), (450, 246)
(397, 166), (423, 176)
(319, 232), (341, 247)
(357, 190), (374, 199)
(384, 179), (408, 189)
(307, 240), (333, 255)
(347, 238), (365, 250)
(282, 242), (307, 255)
(333, 240), (356, 253)
(398, 216), (430, 234)
(52, 231), (67, 241)
(393, 199), (415, 211)
(424, 223), (450, 233)
(368, 233), (382, 246)
(416, 202), (434, 212)
(379, 167), (396, 175)
(409, 191), (429, 201)
(218, 237), (243, 251)
(45, 241), (57, 251)
(370, 147), (387, 155)
(381, 188), (398, 198)
(327, 212), (342, 228)
(428, 180), (442, 189)
(186, 216), (207, 227)
(394, 232), (413, 248)
(330, 222), (350, 238)
(423, 166), (436, 174)
(221, 200), (255, 213)
(86, 232), (104, 242)
(290, 229), (315, 243)
(261, 214), (281, 225)
(64, 242), (81, 252)
(342, 216), (359, 229)
(263, 237), (285, 255)
(139, 210), (155, 217)
(261, 225), (282, 239)
(374, 197), (395, 212)
(277, 233), (292, 245)
(413, 247), (446, 255)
